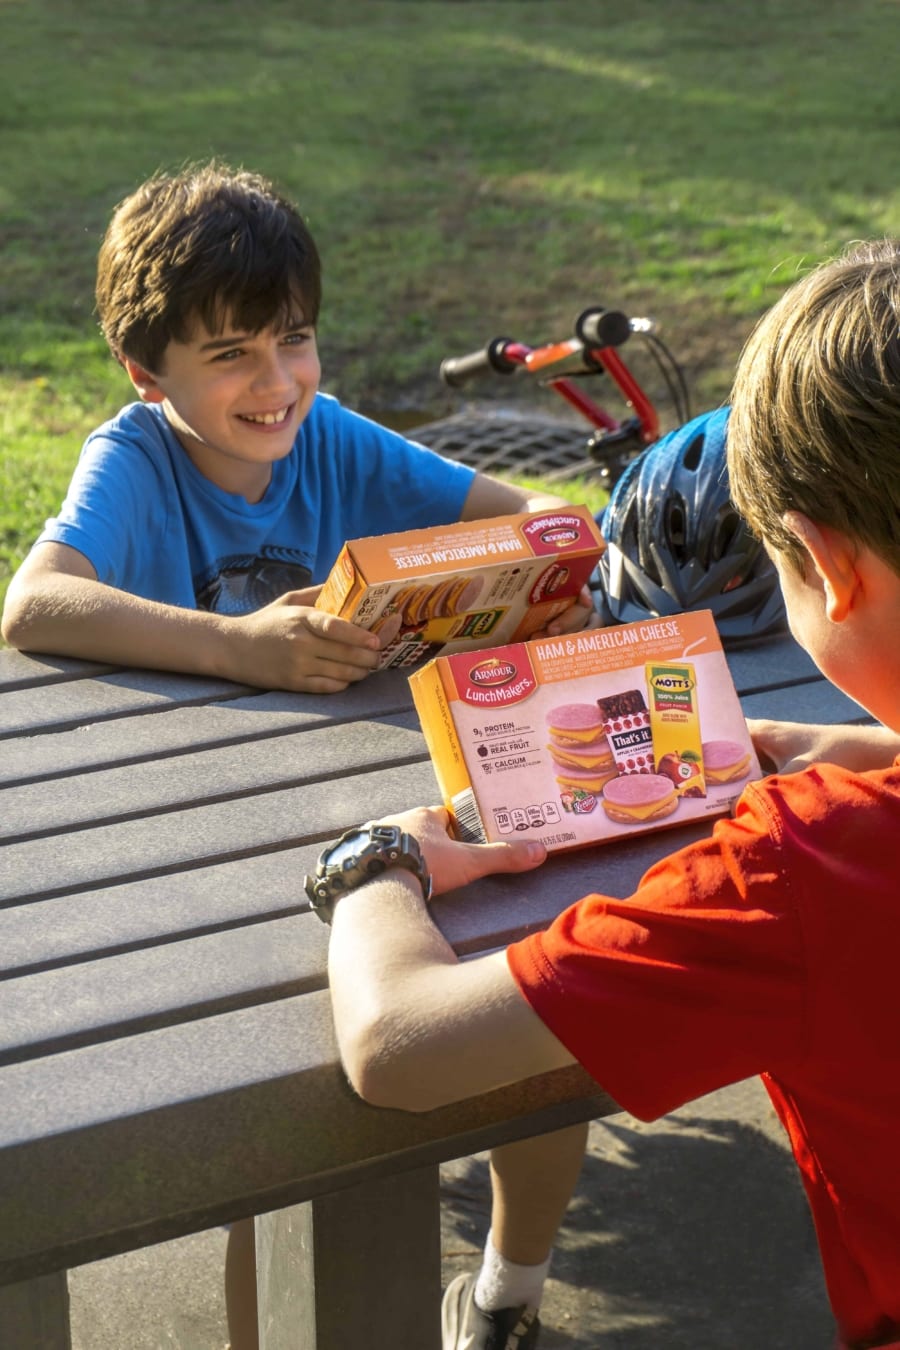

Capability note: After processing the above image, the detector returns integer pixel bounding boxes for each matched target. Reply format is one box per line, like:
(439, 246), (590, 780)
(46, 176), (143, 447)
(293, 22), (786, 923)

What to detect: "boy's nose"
(251, 350), (294, 394)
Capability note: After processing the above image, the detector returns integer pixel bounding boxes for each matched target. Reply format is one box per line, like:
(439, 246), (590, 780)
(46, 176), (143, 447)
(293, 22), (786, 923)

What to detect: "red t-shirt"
(507, 758), (900, 1350)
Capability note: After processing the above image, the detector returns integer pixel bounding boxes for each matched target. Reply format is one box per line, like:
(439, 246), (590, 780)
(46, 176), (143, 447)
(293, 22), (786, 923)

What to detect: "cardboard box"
(315, 507), (605, 669)
(409, 609), (760, 852)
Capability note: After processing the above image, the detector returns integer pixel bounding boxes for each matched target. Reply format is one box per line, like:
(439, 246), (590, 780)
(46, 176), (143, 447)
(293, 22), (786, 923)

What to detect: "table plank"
(0, 670), (252, 740)
(0, 760), (443, 903)
(0, 673), (426, 785)
(0, 713), (427, 840)
(0, 820), (711, 1060)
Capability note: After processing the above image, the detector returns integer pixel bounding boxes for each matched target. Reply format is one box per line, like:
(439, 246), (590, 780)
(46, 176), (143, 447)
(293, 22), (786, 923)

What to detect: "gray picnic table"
(0, 637), (869, 1349)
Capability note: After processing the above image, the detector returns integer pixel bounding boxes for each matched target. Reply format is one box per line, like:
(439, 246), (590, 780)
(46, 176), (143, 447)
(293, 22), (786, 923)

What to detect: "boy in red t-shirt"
(322, 237), (900, 1350)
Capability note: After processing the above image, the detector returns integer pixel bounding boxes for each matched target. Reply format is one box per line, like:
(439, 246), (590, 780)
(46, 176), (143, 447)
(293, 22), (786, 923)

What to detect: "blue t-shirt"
(37, 394), (476, 615)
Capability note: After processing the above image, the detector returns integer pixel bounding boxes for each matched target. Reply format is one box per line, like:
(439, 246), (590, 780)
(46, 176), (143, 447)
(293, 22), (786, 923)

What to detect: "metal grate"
(410, 411), (596, 480)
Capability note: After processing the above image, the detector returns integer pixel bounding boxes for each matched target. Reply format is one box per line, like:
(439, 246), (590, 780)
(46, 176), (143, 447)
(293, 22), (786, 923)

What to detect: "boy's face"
(125, 311), (320, 501)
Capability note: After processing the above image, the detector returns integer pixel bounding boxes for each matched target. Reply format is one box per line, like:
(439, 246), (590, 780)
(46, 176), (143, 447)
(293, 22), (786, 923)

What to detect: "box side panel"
(408, 664), (486, 843)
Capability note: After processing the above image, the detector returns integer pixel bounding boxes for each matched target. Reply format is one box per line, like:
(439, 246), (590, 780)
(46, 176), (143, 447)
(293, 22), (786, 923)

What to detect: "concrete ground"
(68, 1077), (834, 1350)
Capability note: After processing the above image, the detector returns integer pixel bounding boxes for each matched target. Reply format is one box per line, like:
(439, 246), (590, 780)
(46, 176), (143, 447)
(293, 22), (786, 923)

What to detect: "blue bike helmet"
(592, 407), (786, 647)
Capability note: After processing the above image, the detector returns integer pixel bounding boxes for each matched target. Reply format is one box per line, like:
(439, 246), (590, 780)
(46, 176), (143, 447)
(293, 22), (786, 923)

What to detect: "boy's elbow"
(337, 1014), (446, 1115)
(1, 589), (32, 648)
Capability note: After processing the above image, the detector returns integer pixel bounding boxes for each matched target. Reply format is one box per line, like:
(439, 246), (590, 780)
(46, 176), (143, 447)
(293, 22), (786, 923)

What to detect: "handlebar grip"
(575, 308), (633, 350)
(440, 336), (516, 387)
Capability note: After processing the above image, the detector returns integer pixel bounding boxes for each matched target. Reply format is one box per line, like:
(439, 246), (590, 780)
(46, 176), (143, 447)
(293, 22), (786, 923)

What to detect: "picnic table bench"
(0, 636), (868, 1348)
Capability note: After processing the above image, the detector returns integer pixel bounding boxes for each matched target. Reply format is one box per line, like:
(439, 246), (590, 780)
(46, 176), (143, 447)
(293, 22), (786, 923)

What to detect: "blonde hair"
(727, 239), (900, 576)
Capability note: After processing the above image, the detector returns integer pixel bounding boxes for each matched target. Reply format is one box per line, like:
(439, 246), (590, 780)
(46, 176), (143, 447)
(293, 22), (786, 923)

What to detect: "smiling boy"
(1, 162), (589, 690)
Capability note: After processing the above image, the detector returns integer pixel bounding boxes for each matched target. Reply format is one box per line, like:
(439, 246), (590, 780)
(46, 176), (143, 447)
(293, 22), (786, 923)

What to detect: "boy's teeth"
(244, 408), (288, 424)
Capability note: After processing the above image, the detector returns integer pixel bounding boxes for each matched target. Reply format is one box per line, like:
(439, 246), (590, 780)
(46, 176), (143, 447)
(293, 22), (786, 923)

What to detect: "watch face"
(328, 832), (366, 867)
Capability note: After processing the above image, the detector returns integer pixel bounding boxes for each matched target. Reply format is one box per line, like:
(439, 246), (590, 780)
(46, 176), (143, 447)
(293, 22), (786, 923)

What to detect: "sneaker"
(441, 1272), (541, 1350)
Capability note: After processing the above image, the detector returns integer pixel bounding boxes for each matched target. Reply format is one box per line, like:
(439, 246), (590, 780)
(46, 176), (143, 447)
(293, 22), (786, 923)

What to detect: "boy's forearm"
(2, 571), (237, 680)
(328, 871), (572, 1113)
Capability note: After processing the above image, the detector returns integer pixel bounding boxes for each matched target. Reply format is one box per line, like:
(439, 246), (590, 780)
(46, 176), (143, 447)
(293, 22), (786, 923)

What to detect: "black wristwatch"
(303, 822), (432, 925)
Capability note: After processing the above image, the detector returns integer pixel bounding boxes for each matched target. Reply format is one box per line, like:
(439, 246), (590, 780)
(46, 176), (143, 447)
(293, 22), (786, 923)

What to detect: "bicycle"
(414, 306), (691, 487)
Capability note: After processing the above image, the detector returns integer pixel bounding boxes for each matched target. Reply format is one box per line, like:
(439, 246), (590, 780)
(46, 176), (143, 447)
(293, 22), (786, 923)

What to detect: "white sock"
(473, 1229), (551, 1312)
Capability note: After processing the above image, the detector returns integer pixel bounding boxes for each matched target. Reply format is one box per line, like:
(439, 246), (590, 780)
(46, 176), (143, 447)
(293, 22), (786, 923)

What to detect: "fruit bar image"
(596, 687), (654, 775)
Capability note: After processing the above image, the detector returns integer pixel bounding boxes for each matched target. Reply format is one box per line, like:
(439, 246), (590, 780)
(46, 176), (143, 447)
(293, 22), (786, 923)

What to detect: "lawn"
(2, 0), (899, 613)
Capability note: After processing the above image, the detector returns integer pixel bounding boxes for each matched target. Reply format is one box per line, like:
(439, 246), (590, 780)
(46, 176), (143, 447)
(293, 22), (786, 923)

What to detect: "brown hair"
(727, 238), (900, 576)
(95, 161), (322, 372)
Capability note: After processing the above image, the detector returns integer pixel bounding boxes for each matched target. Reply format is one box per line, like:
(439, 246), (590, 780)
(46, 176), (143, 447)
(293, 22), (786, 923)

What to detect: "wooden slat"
(0, 849), (316, 973)
(0, 760), (443, 903)
(0, 713), (426, 840)
(0, 813), (701, 981)
(0, 673), (423, 786)
(0, 669), (250, 739)
(724, 633), (817, 687)
(0, 649), (116, 691)
(740, 681), (869, 725)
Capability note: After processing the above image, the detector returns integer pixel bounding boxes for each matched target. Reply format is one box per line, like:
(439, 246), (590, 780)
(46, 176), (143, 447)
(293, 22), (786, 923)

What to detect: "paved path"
(68, 1077), (832, 1349)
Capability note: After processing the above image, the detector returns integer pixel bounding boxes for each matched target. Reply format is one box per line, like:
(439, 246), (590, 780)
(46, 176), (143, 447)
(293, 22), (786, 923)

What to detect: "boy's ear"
(781, 511), (858, 623)
(122, 357), (166, 404)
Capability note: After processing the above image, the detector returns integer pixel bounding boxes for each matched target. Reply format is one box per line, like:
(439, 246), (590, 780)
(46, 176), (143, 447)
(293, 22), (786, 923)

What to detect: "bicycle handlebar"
(440, 336), (520, 388)
(574, 307), (633, 350)
(440, 308), (658, 389)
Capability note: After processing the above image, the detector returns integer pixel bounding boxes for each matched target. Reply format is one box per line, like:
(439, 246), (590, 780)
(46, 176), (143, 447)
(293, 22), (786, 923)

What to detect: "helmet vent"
(664, 497), (688, 562)
(682, 433), (704, 472)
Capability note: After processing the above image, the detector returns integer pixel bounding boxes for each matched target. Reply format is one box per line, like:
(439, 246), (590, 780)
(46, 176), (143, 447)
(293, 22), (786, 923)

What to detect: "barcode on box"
(452, 788), (487, 844)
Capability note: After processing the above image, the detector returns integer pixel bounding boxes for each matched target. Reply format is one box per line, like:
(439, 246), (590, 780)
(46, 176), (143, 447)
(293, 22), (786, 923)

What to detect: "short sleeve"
(507, 791), (808, 1121)
(36, 417), (173, 589)
(300, 397), (476, 560)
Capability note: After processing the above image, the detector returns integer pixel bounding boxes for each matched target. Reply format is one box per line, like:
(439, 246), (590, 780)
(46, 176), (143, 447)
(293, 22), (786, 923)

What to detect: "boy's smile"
(124, 317), (320, 503)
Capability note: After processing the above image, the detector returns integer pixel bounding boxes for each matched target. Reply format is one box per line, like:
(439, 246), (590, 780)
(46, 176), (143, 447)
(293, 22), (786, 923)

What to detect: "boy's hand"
(749, 718), (900, 775)
(539, 585), (600, 638)
(234, 588), (384, 693)
(371, 804), (546, 896)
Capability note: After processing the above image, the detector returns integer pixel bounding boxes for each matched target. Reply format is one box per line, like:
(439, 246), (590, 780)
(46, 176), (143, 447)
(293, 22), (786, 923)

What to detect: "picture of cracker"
(552, 761), (619, 794)
(702, 739), (752, 784)
(401, 585), (434, 628)
(546, 702), (615, 781)
(428, 574), (485, 619)
(370, 610), (403, 647)
(601, 773), (678, 825)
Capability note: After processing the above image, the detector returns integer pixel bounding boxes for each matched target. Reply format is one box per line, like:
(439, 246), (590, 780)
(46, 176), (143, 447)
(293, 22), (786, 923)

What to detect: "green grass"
(3, 0), (900, 615)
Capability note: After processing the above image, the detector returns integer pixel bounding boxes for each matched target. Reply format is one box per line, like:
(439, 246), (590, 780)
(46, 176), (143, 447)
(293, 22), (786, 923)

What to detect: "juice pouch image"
(645, 661), (706, 797)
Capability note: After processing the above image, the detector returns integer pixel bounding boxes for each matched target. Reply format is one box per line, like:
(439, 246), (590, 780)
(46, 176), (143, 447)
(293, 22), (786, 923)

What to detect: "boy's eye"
(283, 331), (312, 346)
(212, 347), (244, 362)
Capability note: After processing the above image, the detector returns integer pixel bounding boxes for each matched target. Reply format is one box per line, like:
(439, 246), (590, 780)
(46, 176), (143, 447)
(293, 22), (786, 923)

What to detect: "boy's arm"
(459, 473), (600, 634)
(749, 718), (900, 774)
(1, 543), (384, 694)
(459, 472), (575, 521)
(328, 805), (575, 1112)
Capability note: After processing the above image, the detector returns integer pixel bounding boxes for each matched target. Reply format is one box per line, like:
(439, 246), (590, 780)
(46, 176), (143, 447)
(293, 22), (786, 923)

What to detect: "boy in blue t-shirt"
(2, 162), (592, 1348)
(3, 160), (591, 692)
